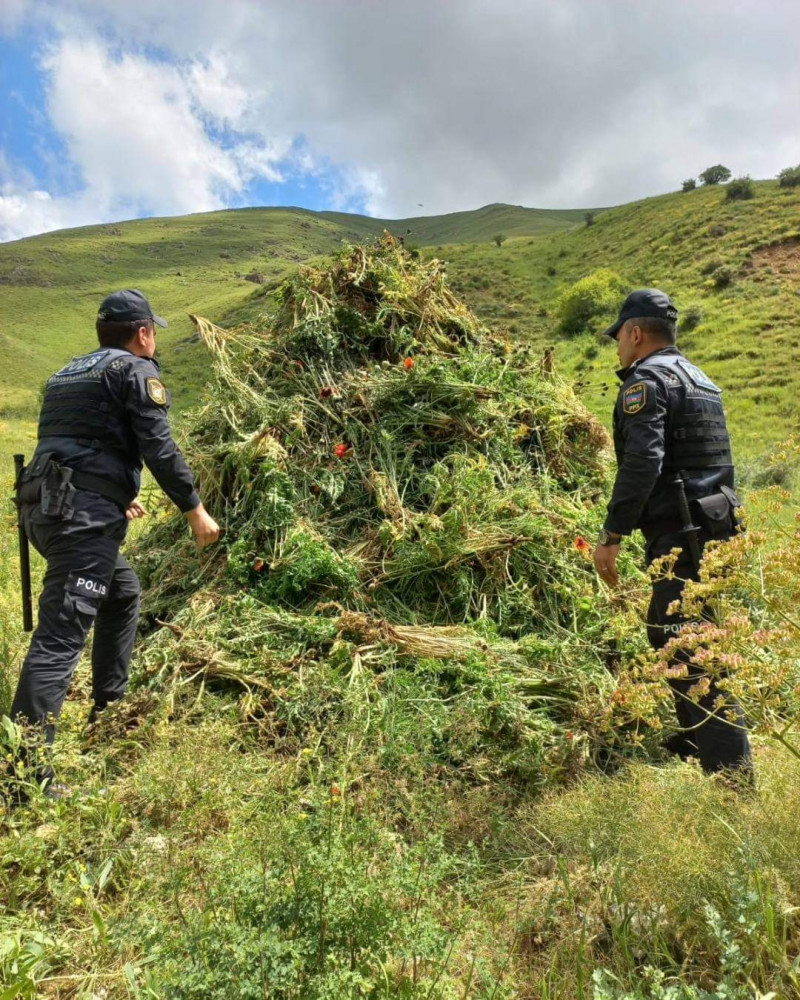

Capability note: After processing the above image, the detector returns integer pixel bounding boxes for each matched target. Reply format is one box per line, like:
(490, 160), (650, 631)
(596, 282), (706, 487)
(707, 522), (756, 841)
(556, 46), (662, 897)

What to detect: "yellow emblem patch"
(146, 377), (167, 405)
(622, 382), (647, 415)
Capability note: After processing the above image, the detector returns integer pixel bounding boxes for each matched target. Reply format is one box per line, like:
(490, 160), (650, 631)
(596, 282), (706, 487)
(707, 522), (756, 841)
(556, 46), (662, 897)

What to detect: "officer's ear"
(629, 324), (644, 346)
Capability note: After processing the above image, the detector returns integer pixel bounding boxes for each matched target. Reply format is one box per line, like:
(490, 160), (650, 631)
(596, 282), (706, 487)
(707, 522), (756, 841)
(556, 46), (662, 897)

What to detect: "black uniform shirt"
(37, 351), (200, 513)
(603, 347), (734, 538)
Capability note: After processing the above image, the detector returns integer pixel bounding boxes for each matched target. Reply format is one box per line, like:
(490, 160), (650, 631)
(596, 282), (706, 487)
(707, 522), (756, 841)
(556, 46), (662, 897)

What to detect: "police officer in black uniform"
(11, 290), (219, 792)
(592, 289), (752, 779)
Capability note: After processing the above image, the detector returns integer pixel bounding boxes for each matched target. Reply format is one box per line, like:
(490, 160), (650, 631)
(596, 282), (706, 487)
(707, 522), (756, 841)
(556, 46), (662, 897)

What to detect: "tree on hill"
(492, 233), (506, 247)
(681, 178), (697, 192)
(699, 164), (732, 186)
(584, 211), (595, 227)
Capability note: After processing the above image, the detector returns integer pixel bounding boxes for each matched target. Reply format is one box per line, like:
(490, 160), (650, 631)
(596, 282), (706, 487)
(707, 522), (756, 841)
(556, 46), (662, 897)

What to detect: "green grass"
(0, 201), (587, 428)
(435, 180), (800, 459)
(321, 201), (593, 245)
(3, 185), (800, 997)
(3, 182), (797, 468)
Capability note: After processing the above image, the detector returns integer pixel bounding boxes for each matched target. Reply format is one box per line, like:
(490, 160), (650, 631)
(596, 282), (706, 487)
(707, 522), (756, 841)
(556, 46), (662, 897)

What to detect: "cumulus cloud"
(1, 0), (799, 238)
(0, 33), (296, 239)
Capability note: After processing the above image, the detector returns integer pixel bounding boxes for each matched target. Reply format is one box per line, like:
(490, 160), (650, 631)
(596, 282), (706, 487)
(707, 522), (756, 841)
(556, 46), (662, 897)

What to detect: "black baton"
(674, 472), (702, 574)
(13, 453), (34, 632)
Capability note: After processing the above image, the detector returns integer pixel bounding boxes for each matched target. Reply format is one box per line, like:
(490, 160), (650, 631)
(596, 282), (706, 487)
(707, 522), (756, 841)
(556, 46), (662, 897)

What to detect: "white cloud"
(0, 35), (296, 239)
(42, 40), (241, 215)
(0, 0), (30, 34)
(188, 54), (252, 128)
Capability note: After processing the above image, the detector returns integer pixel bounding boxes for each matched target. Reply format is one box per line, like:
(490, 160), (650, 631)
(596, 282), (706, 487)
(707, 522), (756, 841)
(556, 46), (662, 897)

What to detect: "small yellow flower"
(73, 896), (84, 907)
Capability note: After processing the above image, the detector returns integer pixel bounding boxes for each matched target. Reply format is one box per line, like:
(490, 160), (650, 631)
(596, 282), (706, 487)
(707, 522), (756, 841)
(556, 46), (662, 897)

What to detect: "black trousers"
(645, 529), (752, 775)
(10, 490), (140, 747)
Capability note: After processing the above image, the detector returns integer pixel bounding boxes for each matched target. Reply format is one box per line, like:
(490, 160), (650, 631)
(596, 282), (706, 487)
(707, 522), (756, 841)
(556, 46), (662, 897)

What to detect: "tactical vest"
(38, 348), (136, 458)
(635, 353), (733, 475)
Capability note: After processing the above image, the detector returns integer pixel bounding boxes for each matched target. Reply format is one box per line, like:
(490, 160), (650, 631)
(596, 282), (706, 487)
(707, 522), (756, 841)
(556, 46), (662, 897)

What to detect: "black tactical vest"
(635, 352), (733, 476)
(38, 348), (137, 458)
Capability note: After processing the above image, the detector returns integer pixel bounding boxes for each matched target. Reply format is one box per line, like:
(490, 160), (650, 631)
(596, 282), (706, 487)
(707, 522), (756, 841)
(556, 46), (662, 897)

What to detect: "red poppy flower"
(403, 357), (414, 370)
(320, 386), (333, 398)
(253, 558), (265, 571)
(334, 443), (348, 459)
(331, 784), (341, 797)
(574, 536), (590, 553)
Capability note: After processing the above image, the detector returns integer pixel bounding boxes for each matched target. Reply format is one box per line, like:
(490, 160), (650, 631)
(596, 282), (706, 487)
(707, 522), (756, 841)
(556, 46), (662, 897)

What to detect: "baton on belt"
(674, 472), (702, 574)
(13, 454), (34, 632)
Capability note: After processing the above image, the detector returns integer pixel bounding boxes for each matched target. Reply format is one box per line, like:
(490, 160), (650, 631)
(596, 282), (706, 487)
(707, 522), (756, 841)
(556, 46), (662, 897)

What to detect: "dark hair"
(96, 317), (153, 349)
(629, 315), (677, 345)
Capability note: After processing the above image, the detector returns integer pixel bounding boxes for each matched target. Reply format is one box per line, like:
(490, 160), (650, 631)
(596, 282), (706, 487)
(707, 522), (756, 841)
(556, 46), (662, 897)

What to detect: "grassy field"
(437, 180), (800, 461)
(3, 181), (797, 468)
(0, 201), (588, 431)
(2, 184), (800, 998)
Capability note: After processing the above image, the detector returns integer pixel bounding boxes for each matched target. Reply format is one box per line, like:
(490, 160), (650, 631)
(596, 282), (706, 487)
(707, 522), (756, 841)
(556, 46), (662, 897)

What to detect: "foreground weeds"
(3, 699), (800, 996)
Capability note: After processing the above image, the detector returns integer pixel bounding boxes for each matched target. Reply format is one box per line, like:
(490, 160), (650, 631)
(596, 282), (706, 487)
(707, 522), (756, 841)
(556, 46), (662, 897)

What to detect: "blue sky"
(1, 0), (798, 242)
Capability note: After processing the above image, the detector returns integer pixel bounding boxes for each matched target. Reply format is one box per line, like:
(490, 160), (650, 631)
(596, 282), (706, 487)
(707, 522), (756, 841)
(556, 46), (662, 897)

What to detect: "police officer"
(592, 289), (752, 779)
(11, 289), (219, 793)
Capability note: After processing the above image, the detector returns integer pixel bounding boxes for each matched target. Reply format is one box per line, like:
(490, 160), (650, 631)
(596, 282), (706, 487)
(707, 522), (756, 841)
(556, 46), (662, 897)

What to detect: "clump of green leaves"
(555, 268), (627, 337)
(725, 176), (755, 202)
(777, 164), (800, 188)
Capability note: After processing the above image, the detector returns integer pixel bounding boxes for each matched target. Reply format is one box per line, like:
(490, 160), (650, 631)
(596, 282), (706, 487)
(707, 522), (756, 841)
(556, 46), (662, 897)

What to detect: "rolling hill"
(0, 201), (589, 454)
(1, 181), (799, 468)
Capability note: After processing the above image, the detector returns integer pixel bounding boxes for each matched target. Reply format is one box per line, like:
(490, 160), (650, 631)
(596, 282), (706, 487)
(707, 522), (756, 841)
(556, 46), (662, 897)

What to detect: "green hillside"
(321, 201), (592, 244)
(1, 181), (798, 466)
(0, 201), (587, 457)
(5, 187), (800, 997)
(438, 180), (800, 462)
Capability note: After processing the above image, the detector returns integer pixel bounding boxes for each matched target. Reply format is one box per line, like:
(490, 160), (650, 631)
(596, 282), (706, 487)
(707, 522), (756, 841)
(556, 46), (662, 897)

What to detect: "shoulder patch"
(146, 377), (167, 405)
(676, 359), (721, 392)
(622, 382), (647, 415)
(55, 350), (110, 377)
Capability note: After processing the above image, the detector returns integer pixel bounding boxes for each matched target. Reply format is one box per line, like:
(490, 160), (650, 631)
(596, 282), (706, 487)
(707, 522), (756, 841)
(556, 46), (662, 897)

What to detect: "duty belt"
(15, 456), (130, 511)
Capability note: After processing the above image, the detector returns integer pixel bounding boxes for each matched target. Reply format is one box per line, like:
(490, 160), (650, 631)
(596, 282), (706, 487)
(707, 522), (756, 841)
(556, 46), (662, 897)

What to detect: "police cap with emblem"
(97, 289), (168, 329)
(601, 288), (678, 340)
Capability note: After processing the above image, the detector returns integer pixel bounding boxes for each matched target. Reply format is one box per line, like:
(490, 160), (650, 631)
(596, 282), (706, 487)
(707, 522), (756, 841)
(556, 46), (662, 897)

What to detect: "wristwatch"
(596, 528), (622, 546)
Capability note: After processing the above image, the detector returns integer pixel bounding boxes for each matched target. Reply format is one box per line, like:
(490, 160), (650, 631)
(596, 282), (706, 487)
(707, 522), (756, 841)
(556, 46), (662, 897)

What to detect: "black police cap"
(97, 289), (168, 329)
(602, 288), (678, 339)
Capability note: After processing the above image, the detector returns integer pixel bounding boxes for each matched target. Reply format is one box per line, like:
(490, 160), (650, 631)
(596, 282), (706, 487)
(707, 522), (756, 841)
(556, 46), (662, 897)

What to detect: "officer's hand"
(126, 498), (147, 520)
(593, 543), (621, 588)
(185, 502), (221, 551)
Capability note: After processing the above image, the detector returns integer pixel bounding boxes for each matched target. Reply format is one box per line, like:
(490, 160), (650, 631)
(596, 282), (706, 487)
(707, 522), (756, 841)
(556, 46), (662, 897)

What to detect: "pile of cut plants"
(132, 234), (647, 786)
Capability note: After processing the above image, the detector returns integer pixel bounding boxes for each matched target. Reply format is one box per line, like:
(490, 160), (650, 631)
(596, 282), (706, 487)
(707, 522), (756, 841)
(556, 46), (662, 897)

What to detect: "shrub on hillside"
(726, 176), (755, 201)
(680, 304), (703, 332)
(493, 233), (506, 247)
(700, 257), (726, 276)
(555, 268), (627, 337)
(700, 164), (732, 186)
(584, 211), (596, 227)
(709, 264), (735, 289)
(681, 178), (697, 192)
(778, 164), (800, 189)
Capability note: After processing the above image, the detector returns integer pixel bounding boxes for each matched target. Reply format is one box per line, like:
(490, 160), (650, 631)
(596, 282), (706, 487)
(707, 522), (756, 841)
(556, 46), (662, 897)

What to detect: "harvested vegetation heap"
(135, 235), (636, 784)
